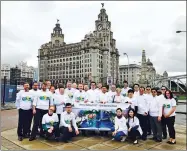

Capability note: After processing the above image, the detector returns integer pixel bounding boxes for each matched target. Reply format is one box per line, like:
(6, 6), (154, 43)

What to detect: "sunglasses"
(152, 91), (156, 93)
(161, 89), (166, 90)
(146, 89), (151, 90)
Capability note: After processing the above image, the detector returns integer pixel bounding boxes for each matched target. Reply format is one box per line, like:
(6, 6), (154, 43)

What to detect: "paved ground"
(1, 109), (186, 150)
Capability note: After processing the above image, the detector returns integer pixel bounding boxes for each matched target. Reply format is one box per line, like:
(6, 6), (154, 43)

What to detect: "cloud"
(1, 1), (186, 77)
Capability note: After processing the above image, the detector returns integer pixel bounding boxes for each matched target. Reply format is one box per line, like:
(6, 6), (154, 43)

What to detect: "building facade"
(119, 64), (141, 86)
(1, 64), (10, 79)
(38, 4), (120, 85)
(10, 66), (21, 85)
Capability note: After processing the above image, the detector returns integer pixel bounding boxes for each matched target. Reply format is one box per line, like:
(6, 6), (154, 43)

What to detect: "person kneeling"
(111, 108), (127, 142)
(42, 106), (60, 141)
(60, 103), (79, 143)
(127, 108), (143, 144)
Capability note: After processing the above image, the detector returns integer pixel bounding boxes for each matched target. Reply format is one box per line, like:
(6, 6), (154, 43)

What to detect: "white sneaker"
(133, 140), (138, 144)
(111, 138), (115, 141)
(121, 136), (126, 142)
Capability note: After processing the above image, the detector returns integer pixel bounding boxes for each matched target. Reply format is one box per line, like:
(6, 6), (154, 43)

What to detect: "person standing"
(149, 88), (163, 142)
(125, 89), (138, 114)
(46, 80), (51, 91)
(111, 108), (127, 142)
(73, 83), (88, 104)
(158, 86), (168, 139)
(121, 80), (131, 97)
(96, 82), (102, 93)
(87, 81), (99, 103)
(108, 85), (117, 102)
(136, 86), (149, 140)
(65, 81), (76, 104)
(15, 83), (34, 141)
(42, 106), (60, 141)
(133, 84), (140, 98)
(53, 85), (68, 124)
(110, 88), (125, 103)
(163, 90), (176, 144)
(145, 86), (152, 135)
(60, 103), (79, 143)
(83, 84), (89, 92)
(98, 85), (110, 104)
(29, 82), (53, 141)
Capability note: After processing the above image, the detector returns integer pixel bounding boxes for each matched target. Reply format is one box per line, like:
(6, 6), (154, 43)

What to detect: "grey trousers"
(150, 116), (162, 140)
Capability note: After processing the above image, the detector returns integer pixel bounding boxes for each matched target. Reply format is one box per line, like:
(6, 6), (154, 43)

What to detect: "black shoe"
(155, 139), (162, 142)
(150, 137), (157, 140)
(23, 134), (30, 138)
(142, 137), (147, 141)
(18, 136), (23, 141)
(55, 137), (60, 142)
(29, 137), (36, 141)
(162, 136), (167, 139)
(40, 134), (45, 138)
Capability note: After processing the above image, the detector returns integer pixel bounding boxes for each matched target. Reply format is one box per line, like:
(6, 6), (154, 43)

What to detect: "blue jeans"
(111, 128), (126, 141)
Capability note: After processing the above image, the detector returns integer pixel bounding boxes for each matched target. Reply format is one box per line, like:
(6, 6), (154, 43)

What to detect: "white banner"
(73, 103), (130, 110)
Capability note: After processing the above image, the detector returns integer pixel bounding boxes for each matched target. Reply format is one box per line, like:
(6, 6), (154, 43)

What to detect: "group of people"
(15, 80), (177, 145)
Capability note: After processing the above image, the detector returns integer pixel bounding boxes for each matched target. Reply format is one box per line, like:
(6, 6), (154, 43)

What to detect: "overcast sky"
(1, 1), (186, 77)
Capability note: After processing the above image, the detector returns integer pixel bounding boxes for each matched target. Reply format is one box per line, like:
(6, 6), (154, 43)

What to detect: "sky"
(1, 1), (186, 77)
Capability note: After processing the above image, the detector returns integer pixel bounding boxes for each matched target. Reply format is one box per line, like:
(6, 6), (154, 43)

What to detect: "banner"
(68, 103), (130, 131)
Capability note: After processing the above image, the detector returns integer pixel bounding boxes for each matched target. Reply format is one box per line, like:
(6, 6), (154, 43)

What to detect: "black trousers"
(57, 114), (61, 125)
(137, 114), (148, 139)
(128, 129), (140, 141)
(147, 114), (151, 133)
(17, 109), (33, 137)
(44, 125), (60, 138)
(30, 108), (48, 138)
(60, 126), (76, 141)
(165, 116), (175, 139)
(161, 116), (167, 137)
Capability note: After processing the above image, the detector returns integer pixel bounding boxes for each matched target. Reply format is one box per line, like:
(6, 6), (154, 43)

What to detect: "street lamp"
(123, 53), (129, 85)
(176, 30), (186, 33)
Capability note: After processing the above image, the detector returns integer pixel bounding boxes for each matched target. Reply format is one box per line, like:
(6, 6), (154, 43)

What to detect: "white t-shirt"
(112, 95), (126, 103)
(163, 98), (176, 117)
(64, 88), (75, 104)
(42, 113), (59, 129)
(133, 91), (140, 98)
(108, 91), (117, 103)
(33, 90), (53, 110)
(15, 91), (34, 110)
(114, 116), (128, 134)
(149, 96), (163, 117)
(125, 97), (137, 109)
(127, 116), (143, 135)
(60, 111), (78, 131)
(121, 87), (131, 97)
(87, 89), (100, 103)
(136, 94), (149, 115)
(72, 90), (88, 104)
(98, 92), (110, 103)
(53, 94), (69, 114)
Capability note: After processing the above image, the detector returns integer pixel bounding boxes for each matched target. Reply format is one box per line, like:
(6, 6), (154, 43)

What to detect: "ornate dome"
(163, 71), (168, 76)
(147, 58), (153, 66)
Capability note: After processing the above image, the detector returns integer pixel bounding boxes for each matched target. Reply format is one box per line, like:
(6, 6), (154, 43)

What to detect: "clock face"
(107, 23), (110, 30)
(97, 25), (102, 31)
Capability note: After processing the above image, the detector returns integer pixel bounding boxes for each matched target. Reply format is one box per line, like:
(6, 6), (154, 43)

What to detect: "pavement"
(1, 109), (187, 150)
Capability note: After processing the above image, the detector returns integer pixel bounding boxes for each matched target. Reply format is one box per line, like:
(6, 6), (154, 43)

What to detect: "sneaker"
(121, 136), (126, 142)
(111, 138), (115, 141)
(133, 140), (138, 144)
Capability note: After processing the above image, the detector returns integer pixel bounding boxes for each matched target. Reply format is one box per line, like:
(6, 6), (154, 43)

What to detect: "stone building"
(38, 4), (120, 85)
(119, 64), (141, 86)
(1, 64), (10, 80)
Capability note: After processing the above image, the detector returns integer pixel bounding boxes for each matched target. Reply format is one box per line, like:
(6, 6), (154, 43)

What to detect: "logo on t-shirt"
(163, 104), (171, 108)
(22, 96), (32, 101)
(76, 96), (84, 102)
(39, 96), (50, 101)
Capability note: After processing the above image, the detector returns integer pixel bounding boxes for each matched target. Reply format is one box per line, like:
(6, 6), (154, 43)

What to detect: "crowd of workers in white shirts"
(15, 80), (177, 145)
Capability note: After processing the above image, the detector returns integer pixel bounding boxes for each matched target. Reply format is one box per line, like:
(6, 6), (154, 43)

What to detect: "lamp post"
(123, 53), (129, 85)
(176, 31), (186, 33)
